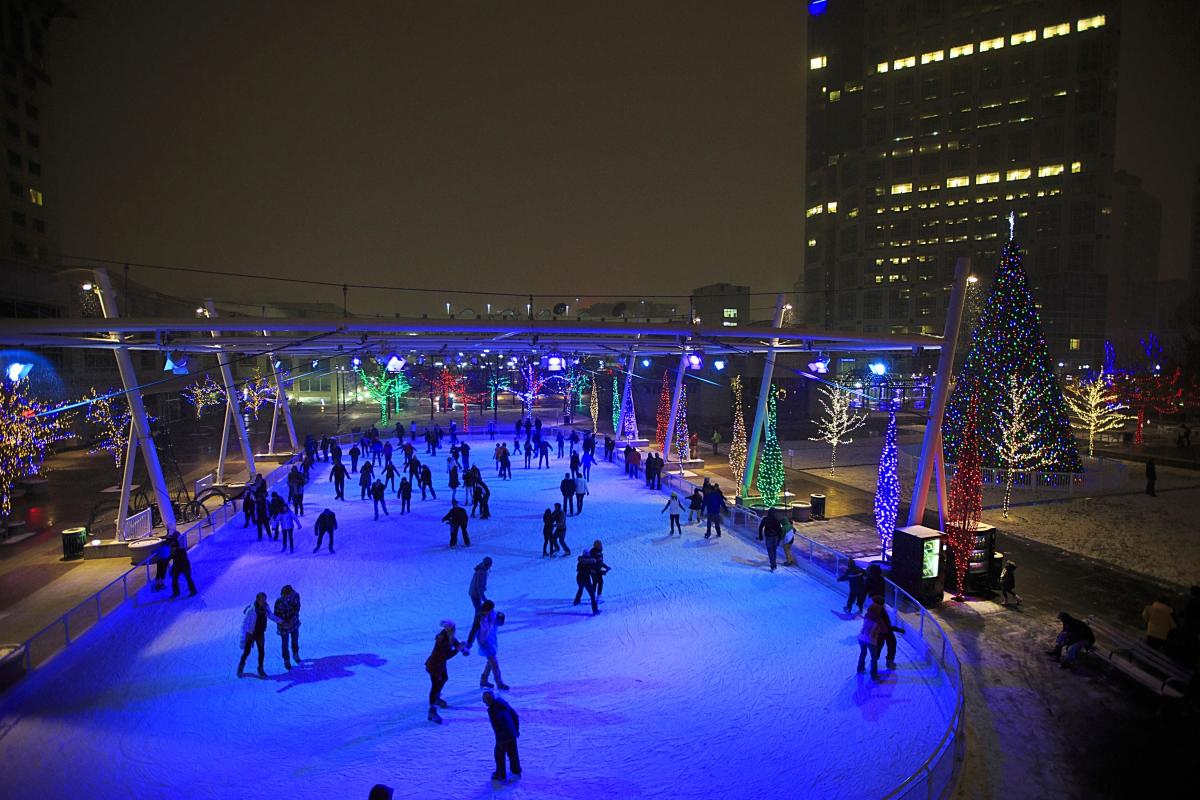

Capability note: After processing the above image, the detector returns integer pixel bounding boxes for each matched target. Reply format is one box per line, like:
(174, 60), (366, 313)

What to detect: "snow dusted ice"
(0, 433), (951, 799)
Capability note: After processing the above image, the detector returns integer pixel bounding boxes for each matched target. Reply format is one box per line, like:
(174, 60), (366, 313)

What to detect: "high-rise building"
(691, 283), (751, 327)
(1105, 170), (1160, 356)
(802, 0), (1119, 368)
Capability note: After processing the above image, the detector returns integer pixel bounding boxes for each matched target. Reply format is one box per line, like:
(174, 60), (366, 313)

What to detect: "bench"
(1086, 615), (1192, 699)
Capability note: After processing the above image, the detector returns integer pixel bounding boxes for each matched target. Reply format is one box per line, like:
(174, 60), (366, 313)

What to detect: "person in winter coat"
(590, 541), (610, 599)
(242, 486), (256, 528)
(523, 439), (533, 469)
(359, 462), (375, 500)
(442, 500), (471, 547)
(287, 466), (306, 516)
(999, 561), (1022, 606)
(273, 585), (301, 669)
(687, 488), (704, 525)
(662, 492), (685, 535)
(569, 449), (581, 478)
(151, 536), (172, 590)
(466, 557), (492, 649)
(425, 620), (464, 723)
(329, 461), (348, 501)
(383, 460), (400, 492)
(253, 493), (271, 541)
(476, 601), (509, 690)
(551, 503), (570, 556)
(573, 549), (600, 614)
(349, 444), (361, 473)
(856, 595), (891, 679)
(471, 481), (491, 519)
(276, 506), (302, 553)
(268, 491), (287, 539)
(398, 476), (413, 514)
(238, 592), (282, 678)
(581, 450), (595, 480)
(419, 464), (436, 500)
(572, 474), (589, 514)
(781, 518), (797, 566)
(1141, 597), (1177, 651)
(1046, 612), (1095, 668)
(541, 508), (556, 557)
(864, 563), (886, 599)
(759, 509), (783, 570)
(313, 508), (337, 553)
(169, 535), (197, 597)
(448, 463), (461, 502)
(483, 690), (521, 781)
(559, 473), (577, 515)
(702, 485), (727, 539)
(839, 559), (868, 614)
(371, 480), (389, 520)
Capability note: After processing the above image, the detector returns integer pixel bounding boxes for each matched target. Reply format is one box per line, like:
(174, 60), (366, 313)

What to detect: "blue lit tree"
(874, 410), (899, 558)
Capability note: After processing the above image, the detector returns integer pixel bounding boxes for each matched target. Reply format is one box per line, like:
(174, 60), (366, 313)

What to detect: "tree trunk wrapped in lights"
(873, 410), (899, 558)
(611, 378), (620, 434)
(358, 362), (412, 425)
(84, 388), (131, 471)
(1063, 372), (1130, 458)
(655, 371), (671, 447)
(809, 382), (866, 475)
(993, 375), (1050, 517)
(946, 394), (983, 600)
(728, 376), (748, 496)
(589, 379), (600, 433)
(0, 378), (73, 516)
(486, 375), (510, 410)
(182, 374), (225, 419)
(517, 363), (543, 420)
(755, 386), (785, 506)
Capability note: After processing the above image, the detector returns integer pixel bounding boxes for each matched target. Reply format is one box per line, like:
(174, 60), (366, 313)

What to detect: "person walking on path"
(703, 485), (727, 539)
(313, 508), (337, 553)
(371, 479), (389, 520)
(276, 506), (301, 553)
(552, 503), (570, 556)
(711, 429), (722, 455)
(1141, 596), (1176, 651)
(466, 557), (492, 650)
(398, 476), (413, 514)
(541, 508), (557, 557)
(483, 690), (521, 781)
(560, 473), (577, 515)
(856, 595), (891, 679)
(425, 620), (465, 723)
(238, 592), (282, 678)
(1145, 458), (1157, 496)
(273, 585), (301, 669)
(443, 500), (471, 548)
(475, 601), (509, 690)
(1046, 612), (1095, 669)
(419, 463), (437, 500)
(759, 509), (782, 571)
(329, 461), (348, 501)
(573, 548), (600, 614)
(168, 534), (197, 597)
(839, 559), (867, 614)
(999, 561), (1022, 607)
(349, 444), (361, 473)
(662, 492), (685, 535)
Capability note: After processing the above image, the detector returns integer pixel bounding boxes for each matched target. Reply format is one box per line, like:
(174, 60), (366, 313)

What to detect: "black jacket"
(758, 514), (783, 538)
(560, 477), (576, 496)
(315, 510), (337, 534)
(443, 506), (468, 526)
(487, 697), (520, 740)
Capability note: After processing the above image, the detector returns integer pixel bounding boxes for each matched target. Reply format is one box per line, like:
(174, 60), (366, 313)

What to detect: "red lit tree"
(945, 393), (983, 601)
(1115, 369), (1200, 444)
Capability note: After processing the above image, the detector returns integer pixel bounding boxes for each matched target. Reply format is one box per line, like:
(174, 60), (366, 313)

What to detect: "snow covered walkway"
(0, 434), (951, 800)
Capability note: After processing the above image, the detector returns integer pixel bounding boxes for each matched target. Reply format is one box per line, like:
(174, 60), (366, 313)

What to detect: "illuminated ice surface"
(0, 433), (950, 800)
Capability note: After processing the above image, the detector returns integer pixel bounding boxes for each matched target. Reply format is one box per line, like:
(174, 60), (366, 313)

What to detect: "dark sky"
(47, 1), (808, 316)
(46, 1), (1198, 318)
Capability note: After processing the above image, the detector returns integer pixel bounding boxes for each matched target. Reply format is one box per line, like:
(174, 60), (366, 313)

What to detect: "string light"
(516, 363), (543, 419)
(656, 371), (671, 447)
(358, 360), (412, 424)
(611, 378), (620, 434)
(673, 381), (690, 463)
(809, 382), (867, 474)
(944, 234), (1082, 473)
(486, 374), (510, 410)
(993, 375), (1051, 517)
(728, 376), (748, 496)
(182, 374), (225, 419)
(755, 385), (785, 506)
(619, 377), (639, 439)
(589, 377), (600, 433)
(240, 371), (275, 419)
(1063, 372), (1130, 458)
(874, 410), (899, 558)
(946, 393), (983, 600)
(0, 377), (72, 515)
(84, 387), (131, 471)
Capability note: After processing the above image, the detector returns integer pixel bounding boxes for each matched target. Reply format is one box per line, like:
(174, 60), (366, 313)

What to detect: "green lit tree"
(357, 361), (412, 424)
(756, 386), (785, 506)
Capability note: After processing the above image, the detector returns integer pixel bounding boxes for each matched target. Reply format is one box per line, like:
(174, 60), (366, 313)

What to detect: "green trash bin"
(61, 526), (87, 560)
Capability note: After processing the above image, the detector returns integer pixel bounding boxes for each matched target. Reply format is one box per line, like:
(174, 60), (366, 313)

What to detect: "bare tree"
(809, 383), (867, 474)
(1063, 372), (1130, 458)
(992, 376), (1049, 517)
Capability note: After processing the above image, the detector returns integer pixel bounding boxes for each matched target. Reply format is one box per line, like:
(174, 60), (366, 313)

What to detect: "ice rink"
(0, 432), (952, 799)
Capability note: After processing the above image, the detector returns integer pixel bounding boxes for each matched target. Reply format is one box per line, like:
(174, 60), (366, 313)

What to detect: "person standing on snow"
(425, 620), (465, 723)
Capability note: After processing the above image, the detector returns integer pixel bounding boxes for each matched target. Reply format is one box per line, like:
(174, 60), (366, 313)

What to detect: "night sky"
(45, 1), (1198, 318)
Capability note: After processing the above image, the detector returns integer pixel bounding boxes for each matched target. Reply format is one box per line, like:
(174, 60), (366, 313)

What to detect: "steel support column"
(266, 344), (299, 453)
(205, 300), (257, 481)
(742, 294), (787, 497)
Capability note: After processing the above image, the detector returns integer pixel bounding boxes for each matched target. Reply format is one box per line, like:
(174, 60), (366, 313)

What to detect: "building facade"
(692, 282), (751, 327)
(802, 0), (1119, 368)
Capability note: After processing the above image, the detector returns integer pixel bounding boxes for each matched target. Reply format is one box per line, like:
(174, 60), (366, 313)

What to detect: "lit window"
(807, 238), (817, 247)
(876, 61), (889, 73)
(891, 183), (913, 195)
(979, 37), (1004, 52)
(28, 188), (43, 206)
(829, 89), (842, 102)
(920, 50), (944, 64)
(723, 308), (738, 319)
(1071, 161), (1082, 173)
(1077, 15), (1106, 31)
(949, 43), (974, 58)
(1043, 22), (1071, 38)
(1010, 30), (1036, 45)
(806, 204), (823, 218)
(975, 172), (1000, 184)
(893, 56), (916, 70)
(810, 55), (828, 70)
(1069, 338), (1081, 351)
(1006, 168), (1031, 181)
(1038, 164), (1064, 177)
(826, 201), (838, 213)
(945, 176), (969, 188)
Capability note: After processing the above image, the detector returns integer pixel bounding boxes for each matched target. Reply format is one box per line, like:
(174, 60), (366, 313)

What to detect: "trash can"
(809, 494), (826, 520)
(60, 526), (87, 560)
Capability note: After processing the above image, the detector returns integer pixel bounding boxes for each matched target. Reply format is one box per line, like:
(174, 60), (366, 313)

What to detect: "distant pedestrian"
(999, 561), (1022, 606)
(1141, 596), (1176, 651)
(661, 492), (684, 535)
(711, 429), (722, 455)
(482, 690), (521, 782)
(238, 592), (282, 678)
(839, 559), (867, 614)
(1145, 459), (1157, 496)
(273, 585), (301, 669)
(313, 508), (337, 553)
(476, 601), (509, 690)
(425, 620), (465, 724)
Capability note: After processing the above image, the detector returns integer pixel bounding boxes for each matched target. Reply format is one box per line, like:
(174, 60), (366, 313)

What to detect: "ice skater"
(419, 463), (436, 500)
(273, 585), (301, 669)
(425, 620), (465, 723)
(448, 461), (461, 502)
(839, 559), (867, 614)
(560, 473), (576, 515)
(313, 508), (337, 553)
(475, 600), (509, 690)
(483, 690), (521, 782)
(661, 492), (684, 535)
(590, 540), (610, 600)
(702, 484), (727, 539)
(238, 592), (282, 678)
(759, 509), (782, 571)
(383, 460), (400, 491)
(169, 534), (197, 597)
(277, 505), (301, 553)
(999, 561), (1022, 607)
(466, 557), (492, 649)
(329, 460), (348, 500)
(398, 476), (413, 514)
(573, 474), (589, 514)
(541, 508), (556, 557)
(442, 500), (471, 547)
(371, 479), (389, 520)
(856, 595), (891, 679)
(349, 443), (361, 473)
(573, 548), (599, 614)
(687, 488), (704, 526)
(359, 462), (374, 500)
(551, 503), (570, 556)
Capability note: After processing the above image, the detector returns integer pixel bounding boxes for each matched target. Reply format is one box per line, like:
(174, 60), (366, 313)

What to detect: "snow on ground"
(0, 434), (951, 800)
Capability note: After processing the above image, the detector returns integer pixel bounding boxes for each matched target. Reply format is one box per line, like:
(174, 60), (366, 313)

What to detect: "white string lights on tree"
(809, 382), (867, 475)
(992, 375), (1051, 517)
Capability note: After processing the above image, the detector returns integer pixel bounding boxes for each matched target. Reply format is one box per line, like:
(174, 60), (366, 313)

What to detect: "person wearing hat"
(425, 619), (465, 723)
(482, 690), (521, 782)
(661, 492), (685, 535)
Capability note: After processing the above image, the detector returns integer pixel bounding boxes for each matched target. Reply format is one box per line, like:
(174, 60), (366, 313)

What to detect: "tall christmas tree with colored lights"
(944, 216), (1082, 473)
(656, 371), (671, 447)
(611, 378), (620, 433)
(728, 376), (748, 495)
(755, 386), (785, 506)
(874, 410), (899, 559)
(619, 378), (639, 439)
(673, 382), (690, 462)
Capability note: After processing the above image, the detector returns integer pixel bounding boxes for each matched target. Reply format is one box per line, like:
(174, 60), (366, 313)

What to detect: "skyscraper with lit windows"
(802, 0), (1119, 368)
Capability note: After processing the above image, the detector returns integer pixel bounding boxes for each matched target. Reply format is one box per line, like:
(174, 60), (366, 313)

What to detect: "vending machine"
(892, 525), (946, 606)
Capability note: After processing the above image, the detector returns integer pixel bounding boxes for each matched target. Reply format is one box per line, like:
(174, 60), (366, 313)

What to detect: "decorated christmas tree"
(673, 382), (690, 462)
(655, 371), (671, 447)
(611, 378), (620, 433)
(589, 379), (600, 433)
(873, 410), (899, 558)
(357, 361), (412, 425)
(84, 388), (131, 470)
(619, 378), (639, 439)
(0, 377), (72, 515)
(755, 386), (785, 506)
(944, 217), (1083, 473)
(728, 376), (748, 496)
(946, 394), (983, 599)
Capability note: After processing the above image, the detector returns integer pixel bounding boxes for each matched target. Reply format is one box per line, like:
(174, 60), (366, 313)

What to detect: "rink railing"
(639, 457), (965, 800)
(15, 456), (301, 679)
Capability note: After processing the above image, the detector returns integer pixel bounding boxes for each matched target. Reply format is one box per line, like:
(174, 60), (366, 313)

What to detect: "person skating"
(573, 474), (589, 514)
(150, 535), (172, 590)
(523, 439), (533, 469)
(475, 600), (509, 690)
(169, 534), (197, 597)
(537, 438), (551, 469)
(999, 561), (1022, 606)
(759, 509), (783, 571)
(471, 480), (491, 519)
(1046, 611), (1095, 668)
(242, 487), (256, 528)
(273, 585), (301, 669)
(349, 444), (361, 473)
(483, 690), (521, 781)
(573, 549), (599, 614)
(570, 450), (581, 479)
(556, 431), (565, 459)
(287, 466), (306, 516)
(425, 620), (465, 723)
(419, 463), (436, 500)
(253, 492), (270, 541)
(687, 488), (704, 526)
(329, 460), (348, 501)
(465, 557), (492, 649)
(371, 479), (389, 520)
(460, 441), (471, 470)
(839, 559), (867, 614)
(560, 473), (577, 515)
(276, 505), (301, 553)
(551, 503), (570, 556)
(313, 508), (337, 553)
(581, 449), (595, 480)
(398, 476), (413, 514)
(702, 484), (727, 538)
(359, 462), (374, 500)
(268, 491), (287, 540)
(383, 460), (400, 492)
(238, 592), (282, 678)
(448, 462), (461, 502)
(383, 440), (394, 465)
(781, 517), (797, 566)
(856, 595), (891, 679)
(442, 500), (471, 547)
(662, 492), (685, 535)
(590, 540), (610, 600)
(541, 508), (556, 557)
